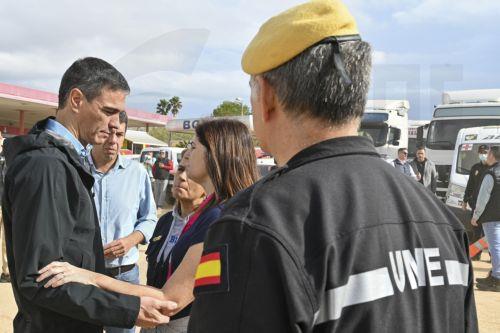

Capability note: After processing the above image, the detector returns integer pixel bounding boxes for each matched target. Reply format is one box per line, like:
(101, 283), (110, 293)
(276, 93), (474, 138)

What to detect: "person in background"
(463, 144), (490, 260)
(153, 150), (173, 208)
(142, 149), (206, 332)
(88, 111), (158, 333)
(144, 151), (156, 182)
(393, 147), (418, 180)
(410, 146), (437, 194)
(37, 118), (259, 333)
(0, 131), (9, 283)
(471, 146), (500, 292)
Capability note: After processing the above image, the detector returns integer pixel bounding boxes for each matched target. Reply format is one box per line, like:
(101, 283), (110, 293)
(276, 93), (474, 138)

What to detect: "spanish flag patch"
(194, 245), (229, 294)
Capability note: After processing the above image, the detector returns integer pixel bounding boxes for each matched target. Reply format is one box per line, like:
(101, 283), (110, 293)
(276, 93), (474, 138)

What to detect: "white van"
(446, 126), (500, 237)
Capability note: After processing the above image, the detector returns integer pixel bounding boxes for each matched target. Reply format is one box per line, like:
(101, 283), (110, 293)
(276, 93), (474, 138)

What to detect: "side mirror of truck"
(390, 128), (402, 146)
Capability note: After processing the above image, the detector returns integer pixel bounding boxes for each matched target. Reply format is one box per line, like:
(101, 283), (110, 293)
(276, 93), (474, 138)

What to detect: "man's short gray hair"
(490, 146), (500, 161)
(261, 41), (372, 126)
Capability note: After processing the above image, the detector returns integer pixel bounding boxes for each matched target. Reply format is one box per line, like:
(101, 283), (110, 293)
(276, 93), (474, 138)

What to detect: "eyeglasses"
(402, 152), (408, 155)
(186, 141), (194, 149)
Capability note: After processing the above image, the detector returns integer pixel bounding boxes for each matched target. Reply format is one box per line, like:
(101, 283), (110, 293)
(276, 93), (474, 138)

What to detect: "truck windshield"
(427, 119), (500, 150)
(358, 124), (388, 147)
(456, 144), (488, 175)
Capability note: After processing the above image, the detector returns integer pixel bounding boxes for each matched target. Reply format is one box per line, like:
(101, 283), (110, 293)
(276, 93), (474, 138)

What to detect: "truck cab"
(425, 89), (500, 200)
(408, 120), (429, 158)
(446, 126), (500, 238)
(359, 100), (409, 160)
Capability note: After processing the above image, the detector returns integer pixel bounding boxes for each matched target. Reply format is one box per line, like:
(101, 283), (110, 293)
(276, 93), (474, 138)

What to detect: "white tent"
(125, 130), (167, 146)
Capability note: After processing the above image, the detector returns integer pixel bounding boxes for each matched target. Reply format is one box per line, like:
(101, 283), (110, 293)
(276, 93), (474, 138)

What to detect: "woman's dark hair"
(195, 119), (258, 201)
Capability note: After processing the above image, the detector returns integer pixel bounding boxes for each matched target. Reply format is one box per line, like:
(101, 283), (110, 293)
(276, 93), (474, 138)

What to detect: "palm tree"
(156, 98), (172, 115)
(169, 96), (182, 118)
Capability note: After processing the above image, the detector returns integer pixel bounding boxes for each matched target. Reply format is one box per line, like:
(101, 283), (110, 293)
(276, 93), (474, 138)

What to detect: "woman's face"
(172, 154), (205, 202)
(185, 136), (210, 185)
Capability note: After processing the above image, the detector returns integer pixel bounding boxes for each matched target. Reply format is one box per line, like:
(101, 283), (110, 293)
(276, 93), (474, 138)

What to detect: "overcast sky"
(1, 0), (499, 120)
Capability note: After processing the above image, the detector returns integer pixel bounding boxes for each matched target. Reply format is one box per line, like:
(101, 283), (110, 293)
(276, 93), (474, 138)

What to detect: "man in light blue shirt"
(471, 145), (500, 292)
(88, 111), (157, 333)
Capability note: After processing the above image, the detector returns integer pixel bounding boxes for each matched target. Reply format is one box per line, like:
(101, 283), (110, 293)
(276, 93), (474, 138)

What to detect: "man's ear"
(255, 76), (277, 122)
(68, 88), (84, 114)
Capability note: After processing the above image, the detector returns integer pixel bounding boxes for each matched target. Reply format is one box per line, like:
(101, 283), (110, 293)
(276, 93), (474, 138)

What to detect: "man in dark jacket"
(0, 131), (9, 283)
(2, 57), (175, 333)
(410, 146), (437, 194)
(463, 144), (489, 259)
(188, 1), (477, 332)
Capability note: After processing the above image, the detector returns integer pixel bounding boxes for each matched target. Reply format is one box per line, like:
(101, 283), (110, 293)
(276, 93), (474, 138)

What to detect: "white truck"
(424, 89), (500, 199)
(445, 126), (500, 237)
(359, 100), (409, 160)
(408, 120), (429, 158)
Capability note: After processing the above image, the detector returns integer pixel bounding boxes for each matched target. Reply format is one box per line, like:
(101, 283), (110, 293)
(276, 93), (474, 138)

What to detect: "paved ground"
(0, 246), (498, 332)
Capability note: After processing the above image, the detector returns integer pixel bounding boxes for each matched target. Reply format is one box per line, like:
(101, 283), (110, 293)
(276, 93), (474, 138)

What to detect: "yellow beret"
(242, 0), (359, 75)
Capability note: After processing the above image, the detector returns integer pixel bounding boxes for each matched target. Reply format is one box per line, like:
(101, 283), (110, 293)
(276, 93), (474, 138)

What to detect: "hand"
(471, 218), (478, 227)
(416, 173), (421, 181)
(461, 201), (468, 211)
(135, 296), (177, 328)
(37, 261), (97, 287)
(159, 162), (165, 168)
(104, 237), (135, 259)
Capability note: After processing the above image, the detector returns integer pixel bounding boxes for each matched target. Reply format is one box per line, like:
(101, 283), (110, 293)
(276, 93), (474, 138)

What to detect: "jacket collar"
(285, 136), (379, 170)
(33, 117), (95, 189)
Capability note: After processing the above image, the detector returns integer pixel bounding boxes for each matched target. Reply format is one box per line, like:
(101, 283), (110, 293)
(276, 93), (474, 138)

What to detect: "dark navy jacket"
(3, 118), (139, 333)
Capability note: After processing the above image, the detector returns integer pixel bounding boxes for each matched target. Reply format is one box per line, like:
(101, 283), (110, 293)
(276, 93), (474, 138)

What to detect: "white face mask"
(479, 154), (488, 162)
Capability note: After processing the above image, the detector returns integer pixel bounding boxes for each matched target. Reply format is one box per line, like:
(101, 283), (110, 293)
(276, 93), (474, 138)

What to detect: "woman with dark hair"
(37, 119), (258, 332)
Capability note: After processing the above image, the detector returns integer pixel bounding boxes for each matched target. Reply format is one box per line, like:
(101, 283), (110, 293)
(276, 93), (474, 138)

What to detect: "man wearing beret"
(189, 1), (477, 332)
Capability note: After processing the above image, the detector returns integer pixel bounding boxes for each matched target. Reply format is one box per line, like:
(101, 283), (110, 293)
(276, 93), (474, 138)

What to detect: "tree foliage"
(212, 100), (251, 117)
(169, 96), (182, 118)
(156, 96), (183, 117)
(148, 127), (192, 146)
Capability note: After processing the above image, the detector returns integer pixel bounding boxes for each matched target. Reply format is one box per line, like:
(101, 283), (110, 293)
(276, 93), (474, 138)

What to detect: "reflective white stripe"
(315, 267), (394, 324)
(445, 260), (469, 286)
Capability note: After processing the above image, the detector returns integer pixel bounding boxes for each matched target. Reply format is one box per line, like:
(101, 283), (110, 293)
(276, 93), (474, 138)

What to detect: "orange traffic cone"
(469, 237), (488, 258)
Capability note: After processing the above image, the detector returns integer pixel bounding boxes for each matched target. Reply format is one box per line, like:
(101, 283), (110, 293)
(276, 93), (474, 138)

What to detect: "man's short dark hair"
(58, 57), (130, 109)
(398, 148), (408, 153)
(119, 111), (128, 131)
(490, 146), (500, 160)
(260, 41), (372, 125)
(416, 146), (426, 151)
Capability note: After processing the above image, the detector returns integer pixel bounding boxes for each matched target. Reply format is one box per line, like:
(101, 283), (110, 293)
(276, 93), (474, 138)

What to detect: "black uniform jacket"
(188, 136), (477, 333)
(2, 118), (140, 333)
(463, 162), (489, 210)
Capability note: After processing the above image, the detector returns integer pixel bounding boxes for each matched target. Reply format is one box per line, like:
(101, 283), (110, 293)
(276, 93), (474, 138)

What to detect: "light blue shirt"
(45, 118), (89, 160)
(89, 154), (157, 268)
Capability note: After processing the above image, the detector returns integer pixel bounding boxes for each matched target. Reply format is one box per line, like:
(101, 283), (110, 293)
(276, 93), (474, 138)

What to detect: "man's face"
(159, 151), (166, 159)
(77, 88), (126, 145)
(486, 150), (496, 166)
(92, 122), (126, 162)
(398, 150), (408, 161)
(416, 149), (426, 162)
